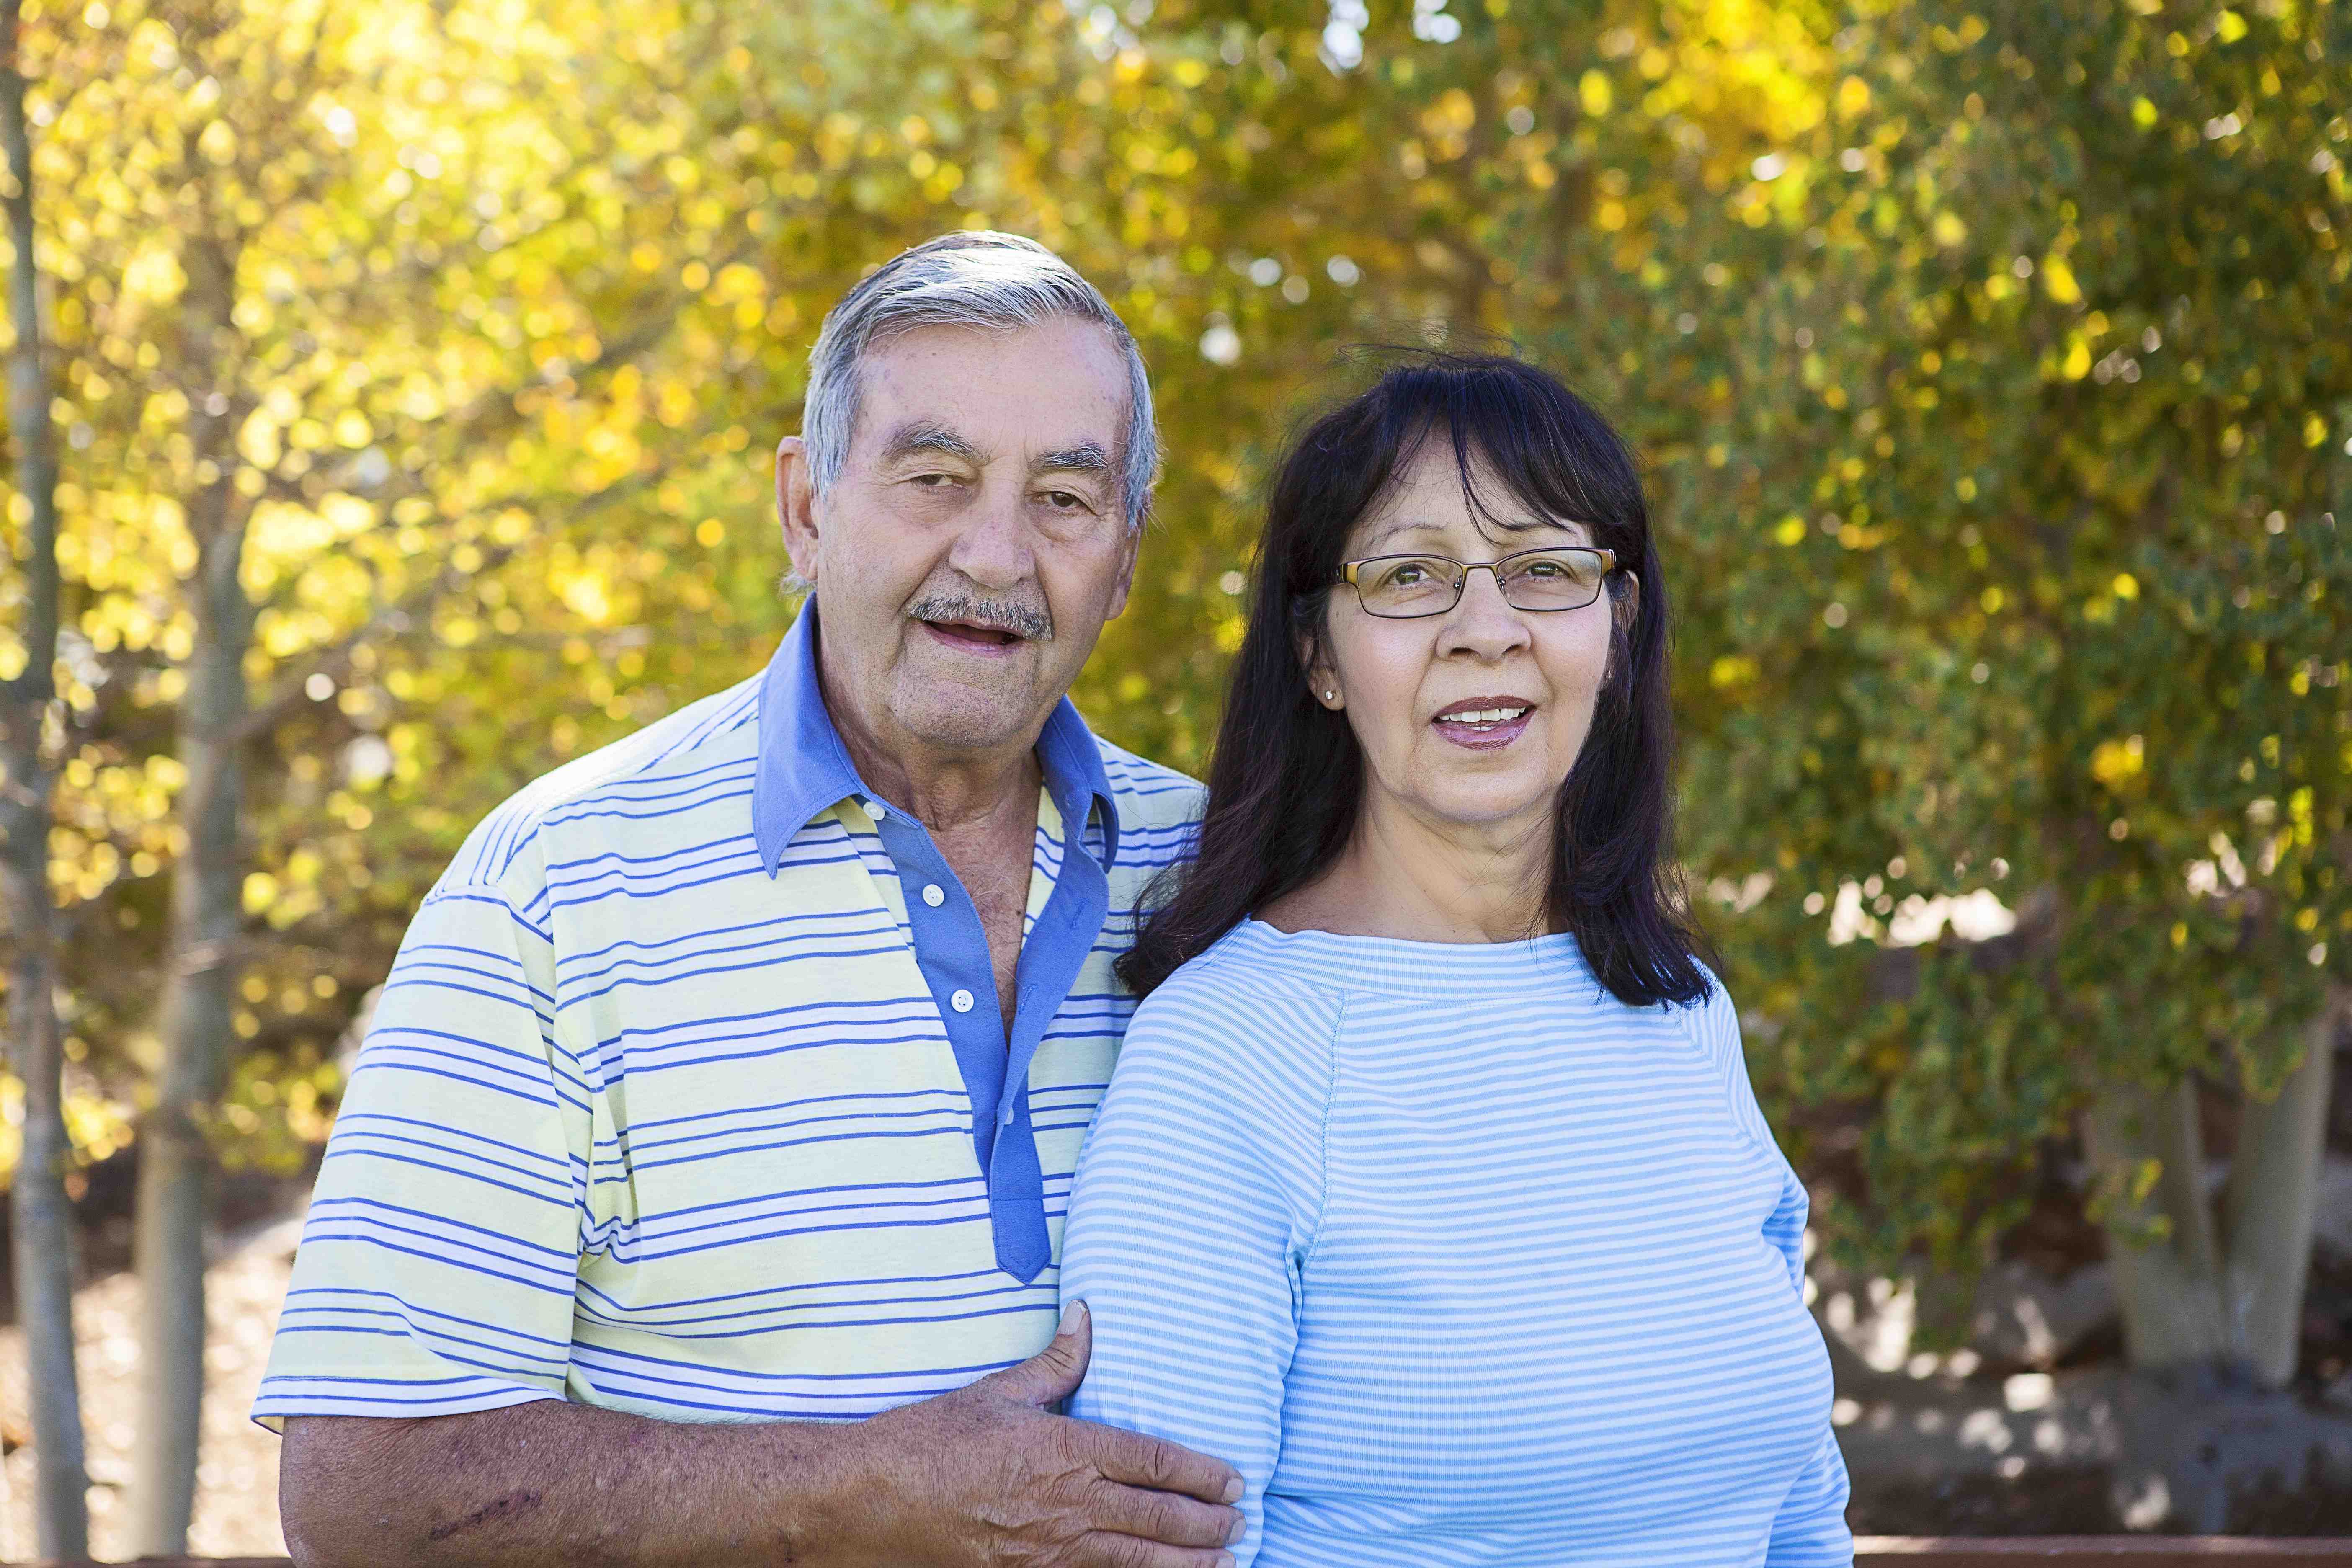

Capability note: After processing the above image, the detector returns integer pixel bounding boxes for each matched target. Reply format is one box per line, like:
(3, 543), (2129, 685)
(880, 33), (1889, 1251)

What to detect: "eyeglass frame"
(1334, 546), (1619, 619)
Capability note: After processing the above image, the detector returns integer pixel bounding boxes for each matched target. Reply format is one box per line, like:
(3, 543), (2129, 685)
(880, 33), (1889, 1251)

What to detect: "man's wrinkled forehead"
(848, 320), (1132, 472)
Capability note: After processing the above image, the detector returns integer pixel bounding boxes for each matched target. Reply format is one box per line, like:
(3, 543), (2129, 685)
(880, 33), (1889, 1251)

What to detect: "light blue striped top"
(1060, 920), (1851, 1567)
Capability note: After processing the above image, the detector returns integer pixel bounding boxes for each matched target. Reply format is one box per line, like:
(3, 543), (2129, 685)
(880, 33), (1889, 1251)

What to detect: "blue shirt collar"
(752, 599), (1121, 876)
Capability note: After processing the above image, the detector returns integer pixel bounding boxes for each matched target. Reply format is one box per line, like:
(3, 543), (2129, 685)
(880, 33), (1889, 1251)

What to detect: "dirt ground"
(0, 1218), (297, 1561)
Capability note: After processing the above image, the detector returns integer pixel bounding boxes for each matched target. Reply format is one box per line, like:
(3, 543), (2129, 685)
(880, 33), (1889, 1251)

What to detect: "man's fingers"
(1085, 1424), (1246, 1506)
(1087, 1479), (1246, 1551)
(977, 1300), (1092, 1408)
(1073, 1532), (1237, 1568)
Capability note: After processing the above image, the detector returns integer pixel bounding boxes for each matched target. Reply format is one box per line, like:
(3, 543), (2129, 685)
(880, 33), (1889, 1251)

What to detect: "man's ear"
(1103, 521), (1143, 623)
(777, 436), (820, 585)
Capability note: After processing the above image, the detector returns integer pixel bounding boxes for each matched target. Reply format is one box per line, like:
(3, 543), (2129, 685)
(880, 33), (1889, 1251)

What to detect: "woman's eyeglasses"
(1335, 547), (1617, 619)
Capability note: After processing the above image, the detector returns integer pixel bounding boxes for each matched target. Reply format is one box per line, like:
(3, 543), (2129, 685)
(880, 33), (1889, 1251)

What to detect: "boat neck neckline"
(1242, 921), (1590, 968)
(1239, 917), (1581, 955)
(1200, 921), (1604, 999)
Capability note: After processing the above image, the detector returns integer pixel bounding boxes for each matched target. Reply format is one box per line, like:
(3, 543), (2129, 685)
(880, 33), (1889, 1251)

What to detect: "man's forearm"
(281, 1401), (860, 1568)
(280, 1313), (1247, 1568)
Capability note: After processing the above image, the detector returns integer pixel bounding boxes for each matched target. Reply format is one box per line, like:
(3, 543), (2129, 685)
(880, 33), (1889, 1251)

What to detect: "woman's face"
(1310, 443), (1627, 842)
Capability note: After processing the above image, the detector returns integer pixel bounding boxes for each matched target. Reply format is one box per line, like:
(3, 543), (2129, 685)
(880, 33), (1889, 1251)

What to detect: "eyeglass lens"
(1355, 549), (1607, 618)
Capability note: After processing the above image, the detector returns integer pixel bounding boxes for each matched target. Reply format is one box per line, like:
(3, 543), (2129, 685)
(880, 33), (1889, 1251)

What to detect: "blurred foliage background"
(0, 0), (2348, 1544)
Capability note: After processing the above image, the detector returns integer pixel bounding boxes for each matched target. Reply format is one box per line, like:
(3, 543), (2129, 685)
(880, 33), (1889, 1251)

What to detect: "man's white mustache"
(908, 592), (1054, 643)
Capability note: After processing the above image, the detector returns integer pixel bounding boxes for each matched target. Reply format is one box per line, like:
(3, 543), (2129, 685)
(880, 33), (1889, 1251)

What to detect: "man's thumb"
(988, 1300), (1091, 1407)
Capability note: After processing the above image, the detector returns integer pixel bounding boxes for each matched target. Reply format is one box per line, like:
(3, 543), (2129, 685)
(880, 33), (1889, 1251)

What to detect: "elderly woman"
(1059, 355), (1850, 1566)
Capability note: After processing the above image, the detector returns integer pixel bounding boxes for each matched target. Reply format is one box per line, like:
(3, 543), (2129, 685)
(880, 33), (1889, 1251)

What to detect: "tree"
(1600, 0), (2350, 1525)
(0, 0), (88, 1551)
(23, 0), (682, 1540)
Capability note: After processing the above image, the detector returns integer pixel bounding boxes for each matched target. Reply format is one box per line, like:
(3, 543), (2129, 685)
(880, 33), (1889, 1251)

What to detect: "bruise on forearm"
(426, 1488), (545, 1543)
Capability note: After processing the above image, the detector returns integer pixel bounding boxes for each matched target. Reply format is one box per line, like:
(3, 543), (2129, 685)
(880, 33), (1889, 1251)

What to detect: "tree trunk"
(2087, 995), (2345, 1382)
(130, 226), (251, 1558)
(2085, 995), (2350, 1529)
(2220, 987), (2345, 1387)
(0, 0), (90, 1553)
(2082, 1076), (2228, 1367)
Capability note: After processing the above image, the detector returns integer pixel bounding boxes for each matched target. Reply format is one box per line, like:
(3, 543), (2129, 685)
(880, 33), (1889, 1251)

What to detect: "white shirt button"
(949, 988), (975, 1014)
(865, 799), (887, 820)
(922, 884), (946, 908)
(999, 1102), (1016, 1126)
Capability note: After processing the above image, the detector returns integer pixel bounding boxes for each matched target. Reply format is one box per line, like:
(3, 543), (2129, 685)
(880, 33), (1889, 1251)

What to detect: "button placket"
(873, 809), (1010, 1186)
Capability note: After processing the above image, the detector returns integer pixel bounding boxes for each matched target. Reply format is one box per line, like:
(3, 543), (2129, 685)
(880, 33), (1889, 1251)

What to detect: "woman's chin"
(1403, 780), (1561, 836)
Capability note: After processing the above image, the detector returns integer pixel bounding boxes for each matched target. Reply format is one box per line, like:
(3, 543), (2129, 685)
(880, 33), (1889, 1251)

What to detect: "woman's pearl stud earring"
(1324, 690), (1336, 701)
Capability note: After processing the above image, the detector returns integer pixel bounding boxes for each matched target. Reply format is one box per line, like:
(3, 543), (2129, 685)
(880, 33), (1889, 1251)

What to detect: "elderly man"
(265, 232), (1244, 1568)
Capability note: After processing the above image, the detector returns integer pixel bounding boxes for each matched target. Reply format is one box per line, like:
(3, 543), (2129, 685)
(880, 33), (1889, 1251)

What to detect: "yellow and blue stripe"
(256, 602), (1202, 1426)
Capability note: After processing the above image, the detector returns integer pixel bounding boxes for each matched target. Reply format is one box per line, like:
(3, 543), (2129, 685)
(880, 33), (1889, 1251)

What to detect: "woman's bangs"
(1384, 369), (1637, 547)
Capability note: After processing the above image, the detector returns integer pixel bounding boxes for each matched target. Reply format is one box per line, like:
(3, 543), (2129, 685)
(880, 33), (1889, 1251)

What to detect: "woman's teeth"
(1444, 707), (1529, 726)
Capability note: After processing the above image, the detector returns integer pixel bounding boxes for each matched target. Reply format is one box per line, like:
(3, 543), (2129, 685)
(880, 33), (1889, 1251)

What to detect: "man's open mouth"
(919, 618), (1024, 650)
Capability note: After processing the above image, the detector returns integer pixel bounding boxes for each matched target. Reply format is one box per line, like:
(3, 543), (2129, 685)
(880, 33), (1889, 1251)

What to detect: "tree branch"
(233, 468), (660, 741)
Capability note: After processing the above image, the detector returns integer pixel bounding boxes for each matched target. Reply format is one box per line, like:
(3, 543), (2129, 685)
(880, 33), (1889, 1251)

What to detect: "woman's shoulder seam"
(1305, 989), (1346, 1269)
(1144, 936), (1360, 1011)
(1670, 977), (1782, 1166)
(1127, 946), (1356, 1088)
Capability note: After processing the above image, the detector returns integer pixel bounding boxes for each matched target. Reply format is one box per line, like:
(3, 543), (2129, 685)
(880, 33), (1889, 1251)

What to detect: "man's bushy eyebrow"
(878, 421), (984, 464)
(1032, 443), (1114, 475)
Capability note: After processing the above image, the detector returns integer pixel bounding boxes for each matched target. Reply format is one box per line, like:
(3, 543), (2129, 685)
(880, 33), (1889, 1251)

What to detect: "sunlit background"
(1, 0), (2348, 1553)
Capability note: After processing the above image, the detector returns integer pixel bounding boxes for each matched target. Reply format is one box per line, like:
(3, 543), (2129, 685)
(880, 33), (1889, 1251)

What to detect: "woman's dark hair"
(1117, 351), (1712, 1008)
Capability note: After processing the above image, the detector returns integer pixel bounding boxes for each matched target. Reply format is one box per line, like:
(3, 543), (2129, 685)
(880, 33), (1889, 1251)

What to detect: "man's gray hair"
(802, 232), (1158, 527)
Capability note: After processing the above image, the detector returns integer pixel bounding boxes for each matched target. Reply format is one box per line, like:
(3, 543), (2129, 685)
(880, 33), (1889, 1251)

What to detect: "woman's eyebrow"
(1359, 515), (1450, 549)
(1363, 513), (1578, 548)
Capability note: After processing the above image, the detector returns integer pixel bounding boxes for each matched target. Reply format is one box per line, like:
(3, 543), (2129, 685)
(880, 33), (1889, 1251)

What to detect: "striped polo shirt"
(255, 602), (1201, 1426)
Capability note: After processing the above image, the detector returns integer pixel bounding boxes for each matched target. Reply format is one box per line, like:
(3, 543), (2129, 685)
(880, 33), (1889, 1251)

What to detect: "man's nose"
(946, 477), (1036, 591)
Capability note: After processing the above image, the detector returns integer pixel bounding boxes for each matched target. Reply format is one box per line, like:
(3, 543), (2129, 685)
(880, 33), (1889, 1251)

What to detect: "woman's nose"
(1439, 567), (1533, 658)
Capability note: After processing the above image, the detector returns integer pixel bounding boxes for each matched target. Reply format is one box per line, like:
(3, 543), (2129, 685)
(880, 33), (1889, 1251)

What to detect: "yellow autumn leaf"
(2090, 735), (2146, 788)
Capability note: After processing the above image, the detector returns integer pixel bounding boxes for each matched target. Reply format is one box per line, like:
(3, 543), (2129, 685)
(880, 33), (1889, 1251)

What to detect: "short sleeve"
(254, 838), (588, 1427)
(1059, 970), (1340, 1566)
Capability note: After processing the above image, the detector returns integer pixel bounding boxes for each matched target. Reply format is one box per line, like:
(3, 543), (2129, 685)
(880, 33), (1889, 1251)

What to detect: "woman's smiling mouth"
(1431, 696), (1535, 750)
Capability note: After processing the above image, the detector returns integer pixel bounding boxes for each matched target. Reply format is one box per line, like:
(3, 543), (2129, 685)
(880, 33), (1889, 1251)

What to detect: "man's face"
(779, 318), (1141, 763)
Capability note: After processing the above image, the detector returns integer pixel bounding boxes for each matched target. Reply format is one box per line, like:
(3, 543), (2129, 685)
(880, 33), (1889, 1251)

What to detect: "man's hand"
(841, 1300), (1247, 1568)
